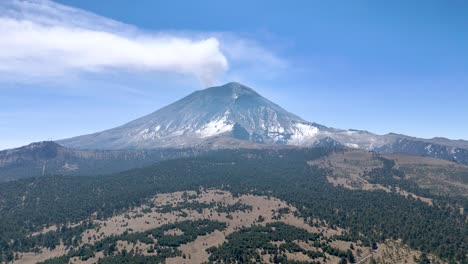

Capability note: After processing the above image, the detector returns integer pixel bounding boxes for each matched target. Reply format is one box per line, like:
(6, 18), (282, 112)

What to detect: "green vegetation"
(39, 220), (225, 264)
(147, 219), (226, 247)
(399, 164), (468, 197)
(207, 222), (353, 263)
(215, 201), (253, 213)
(367, 157), (468, 211)
(96, 252), (176, 264)
(0, 148), (466, 263)
(155, 200), (252, 214)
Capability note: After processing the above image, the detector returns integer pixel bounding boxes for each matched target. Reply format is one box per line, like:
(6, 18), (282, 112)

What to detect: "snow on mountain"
(57, 82), (468, 165)
(59, 82), (332, 149)
(196, 114), (233, 138)
(288, 123), (320, 145)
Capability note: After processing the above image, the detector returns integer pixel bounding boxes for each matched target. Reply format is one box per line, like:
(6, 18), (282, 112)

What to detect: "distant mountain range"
(1, 82), (467, 180)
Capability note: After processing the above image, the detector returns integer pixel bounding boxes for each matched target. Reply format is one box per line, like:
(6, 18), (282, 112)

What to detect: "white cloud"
(0, 0), (228, 85)
(219, 35), (287, 69)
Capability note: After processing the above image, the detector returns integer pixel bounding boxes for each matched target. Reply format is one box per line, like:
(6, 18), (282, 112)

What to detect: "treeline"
(40, 219), (226, 264)
(207, 222), (354, 263)
(155, 200), (252, 214)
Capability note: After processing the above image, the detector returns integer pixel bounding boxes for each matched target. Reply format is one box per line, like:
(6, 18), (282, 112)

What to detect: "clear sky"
(1, 0), (467, 150)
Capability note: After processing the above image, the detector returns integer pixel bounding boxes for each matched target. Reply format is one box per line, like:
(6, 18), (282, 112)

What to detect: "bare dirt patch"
(367, 240), (444, 264)
(166, 230), (225, 264)
(314, 150), (434, 205)
(16, 244), (68, 264)
(14, 189), (347, 264)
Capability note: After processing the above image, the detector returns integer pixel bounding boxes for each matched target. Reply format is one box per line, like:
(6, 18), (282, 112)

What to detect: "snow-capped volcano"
(57, 82), (468, 165)
(59, 82), (329, 149)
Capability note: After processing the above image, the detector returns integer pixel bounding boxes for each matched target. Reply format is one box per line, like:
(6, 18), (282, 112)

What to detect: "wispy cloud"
(0, 0), (229, 85)
(0, 0), (288, 87)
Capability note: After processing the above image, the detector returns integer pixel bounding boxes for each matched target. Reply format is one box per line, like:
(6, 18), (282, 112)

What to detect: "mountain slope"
(56, 82), (468, 165)
(376, 137), (468, 164)
(58, 82), (327, 149)
(0, 141), (203, 181)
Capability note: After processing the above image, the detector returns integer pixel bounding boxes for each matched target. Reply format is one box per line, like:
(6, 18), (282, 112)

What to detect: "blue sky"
(1, 0), (467, 150)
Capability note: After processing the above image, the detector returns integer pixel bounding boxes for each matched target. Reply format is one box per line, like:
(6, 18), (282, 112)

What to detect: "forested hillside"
(0, 148), (466, 263)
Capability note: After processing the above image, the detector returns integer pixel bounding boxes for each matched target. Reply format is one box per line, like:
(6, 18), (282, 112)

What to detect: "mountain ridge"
(58, 82), (325, 149)
(0, 141), (206, 181)
(1, 80), (468, 181)
(48, 81), (468, 165)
